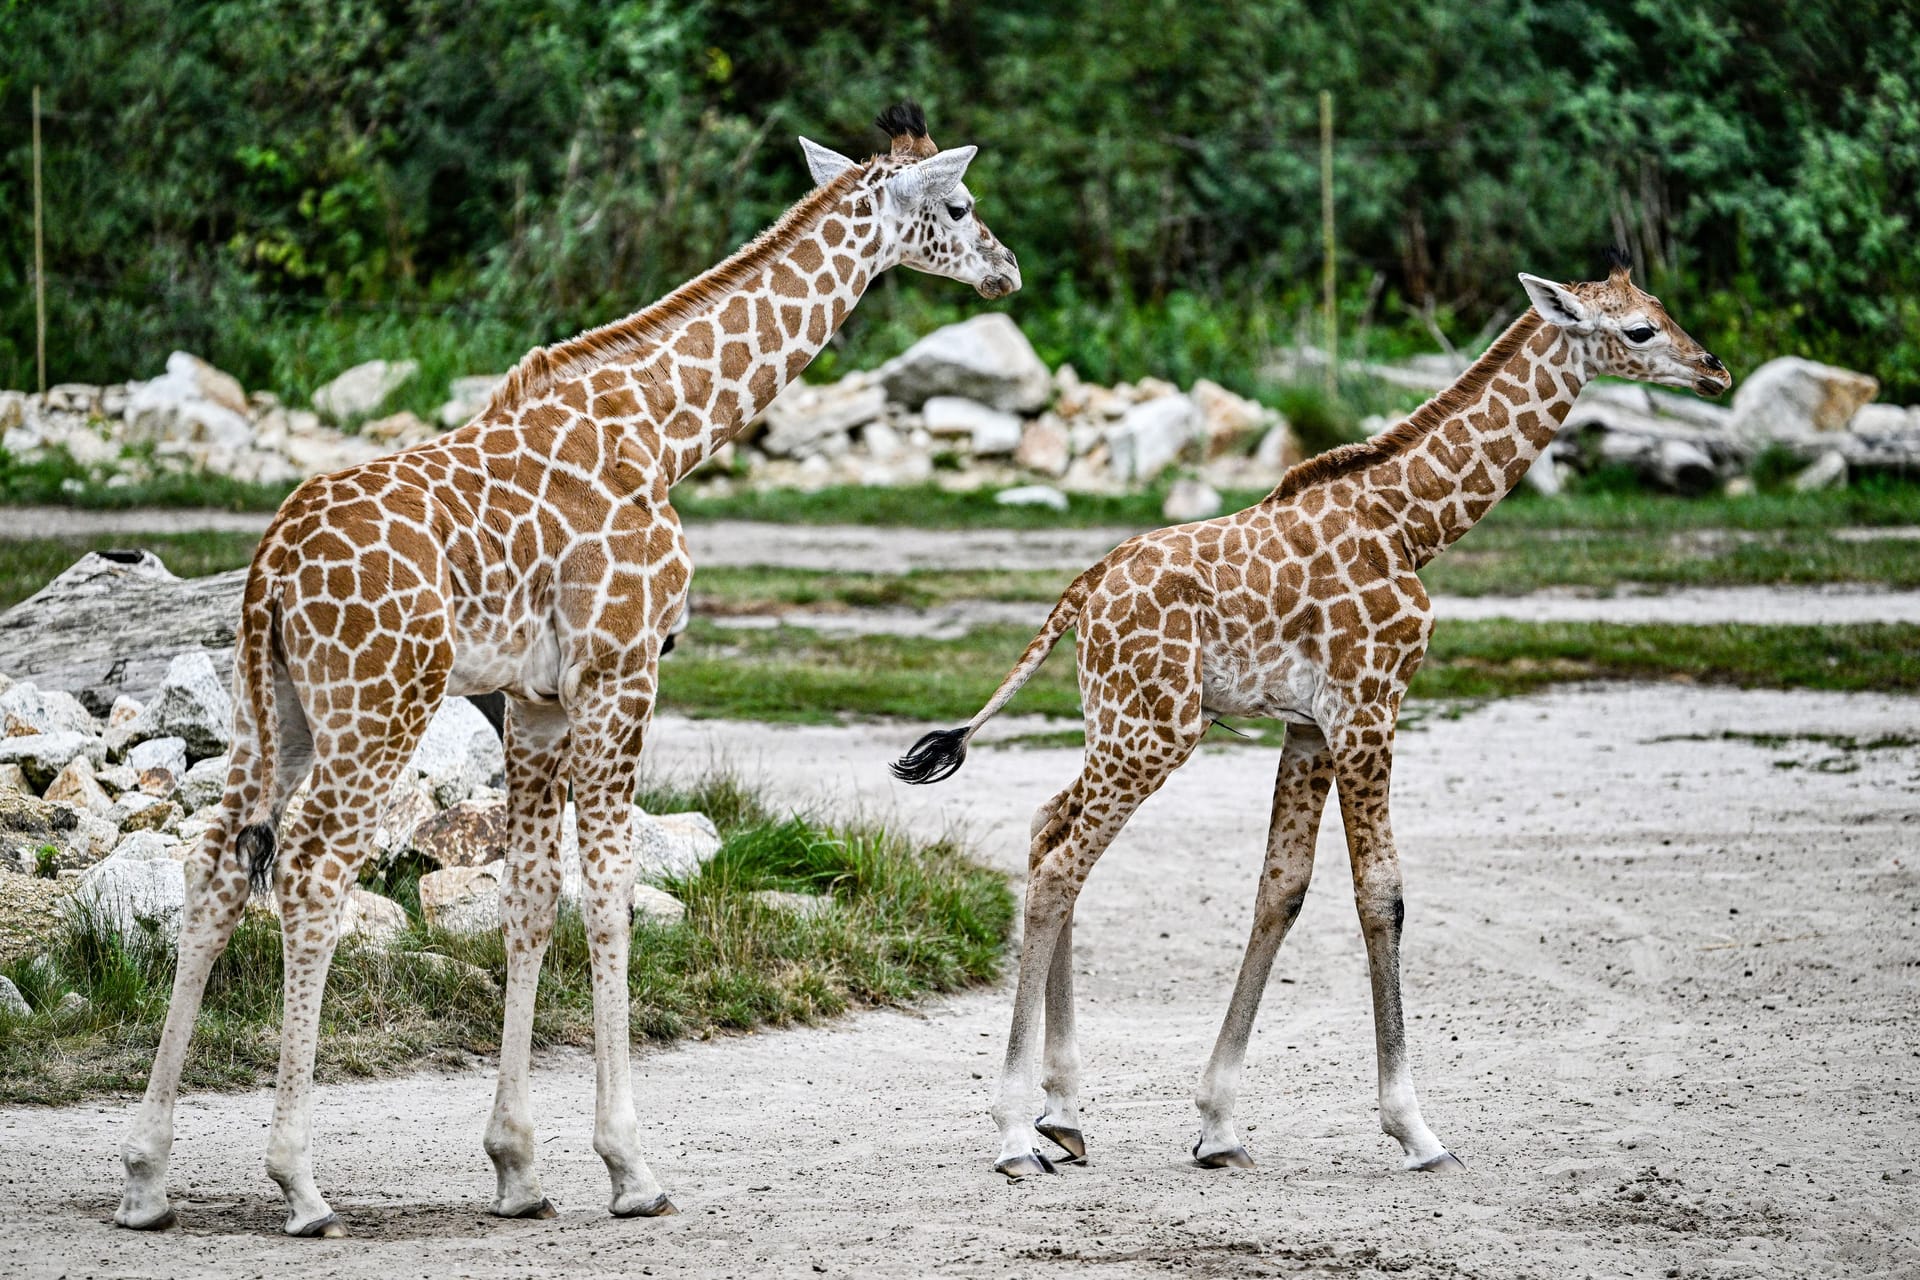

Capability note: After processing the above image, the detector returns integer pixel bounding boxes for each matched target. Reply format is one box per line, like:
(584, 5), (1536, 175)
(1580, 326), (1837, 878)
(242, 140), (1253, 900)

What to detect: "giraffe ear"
(1518, 273), (1592, 331)
(799, 136), (858, 187)
(887, 145), (977, 205)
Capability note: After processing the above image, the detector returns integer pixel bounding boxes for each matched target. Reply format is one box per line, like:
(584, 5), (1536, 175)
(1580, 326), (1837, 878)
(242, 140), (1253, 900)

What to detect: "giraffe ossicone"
(892, 258), (1731, 1180)
(113, 100), (1020, 1238)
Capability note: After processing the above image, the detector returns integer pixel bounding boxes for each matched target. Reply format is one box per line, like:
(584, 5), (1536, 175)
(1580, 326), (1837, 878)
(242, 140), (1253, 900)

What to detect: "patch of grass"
(0, 771), (1014, 1105)
(0, 530), (265, 610)
(1646, 729), (1920, 775)
(0, 445), (294, 512)
(659, 618), (1920, 728)
(692, 566), (1073, 615)
(674, 482), (1269, 530)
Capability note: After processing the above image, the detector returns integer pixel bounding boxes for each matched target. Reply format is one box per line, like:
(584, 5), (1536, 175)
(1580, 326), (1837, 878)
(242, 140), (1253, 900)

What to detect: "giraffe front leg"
(484, 701), (570, 1219)
(569, 682), (675, 1219)
(1193, 725), (1333, 1169)
(1331, 723), (1463, 1173)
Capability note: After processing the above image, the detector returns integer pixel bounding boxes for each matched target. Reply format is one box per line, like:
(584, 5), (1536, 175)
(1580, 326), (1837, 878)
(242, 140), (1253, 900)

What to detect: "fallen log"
(0, 551), (246, 714)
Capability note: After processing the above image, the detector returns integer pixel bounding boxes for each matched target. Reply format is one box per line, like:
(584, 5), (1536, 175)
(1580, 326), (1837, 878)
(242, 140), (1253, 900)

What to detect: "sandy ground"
(1, 685), (1916, 1278)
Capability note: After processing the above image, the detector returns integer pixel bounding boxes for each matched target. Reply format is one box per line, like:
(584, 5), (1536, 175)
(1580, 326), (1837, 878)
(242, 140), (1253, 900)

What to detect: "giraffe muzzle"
(1693, 353), (1732, 397)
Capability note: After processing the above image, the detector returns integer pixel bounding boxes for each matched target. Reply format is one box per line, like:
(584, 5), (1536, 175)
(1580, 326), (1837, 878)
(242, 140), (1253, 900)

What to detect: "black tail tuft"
(237, 822), (277, 895)
(890, 726), (970, 785)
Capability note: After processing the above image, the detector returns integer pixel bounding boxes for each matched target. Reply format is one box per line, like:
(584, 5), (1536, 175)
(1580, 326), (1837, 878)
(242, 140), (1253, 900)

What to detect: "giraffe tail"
(231, 572), (284, 895)
(889, 559), (1102, 785)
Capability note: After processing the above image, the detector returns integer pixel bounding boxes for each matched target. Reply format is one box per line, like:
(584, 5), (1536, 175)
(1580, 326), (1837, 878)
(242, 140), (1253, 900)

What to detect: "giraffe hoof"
(114, 1205), (177, 1231)
(994, 1151), (1057, 1180)
(1035, 1119), (1086, 1164)
(1411, 1150), (1468, 1173)
(494, 1197), (558, 1220)
(612, 1193), (678, 1218)
(289, 1212), (346, 1238)
(1193, 1143), (1257, 1170)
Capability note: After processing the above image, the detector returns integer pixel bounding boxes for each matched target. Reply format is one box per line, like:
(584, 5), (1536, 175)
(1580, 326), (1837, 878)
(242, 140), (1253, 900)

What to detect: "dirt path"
(2, 685), (1915, 1278)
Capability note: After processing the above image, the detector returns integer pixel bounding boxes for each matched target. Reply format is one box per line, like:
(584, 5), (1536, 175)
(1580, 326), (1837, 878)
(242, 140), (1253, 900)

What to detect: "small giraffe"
(115, 102), (1019, 1237)
(893, 257), (1731, 1178)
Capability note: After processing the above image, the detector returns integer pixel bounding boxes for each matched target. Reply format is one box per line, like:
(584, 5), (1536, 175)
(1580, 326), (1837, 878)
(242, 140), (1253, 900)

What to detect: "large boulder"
(417, 862), (503, 934)
(438, 374), (506, 429)
(342, 887), (409, 943)
(0, 732), (107, 791)
(1014, 415), (1071, 477)
(757, 379), (886, 458)
(65, 834), (188, 940)
(877, 314), (1051, 413)
(311, 359), (418, 421)
(0, 975), (29, 1018)
(409, 797), (510, 869)
(1162, 478), (1223, 523)
(176, 754), (229, 813)
(1730, 357), (1879, 443)
(123, 352), (253, 451)
(0, 682), (101, 739)
(114, 650), (232, 762)
(1190, 379), (1277, 458)
(407, 698), (505, 808)
(921, 396), (1023, 455)
(42, 756), (114, 819)
(1107, 394), (1201, 483)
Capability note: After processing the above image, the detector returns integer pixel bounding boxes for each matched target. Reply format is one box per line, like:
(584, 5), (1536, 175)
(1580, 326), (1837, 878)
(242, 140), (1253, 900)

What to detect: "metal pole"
(33, 85), (47, 395)
(1319, 90), (1335, 399)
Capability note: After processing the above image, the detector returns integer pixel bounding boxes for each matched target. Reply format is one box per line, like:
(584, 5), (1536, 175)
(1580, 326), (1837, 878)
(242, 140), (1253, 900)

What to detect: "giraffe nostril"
(1703, 353), (1725, 372)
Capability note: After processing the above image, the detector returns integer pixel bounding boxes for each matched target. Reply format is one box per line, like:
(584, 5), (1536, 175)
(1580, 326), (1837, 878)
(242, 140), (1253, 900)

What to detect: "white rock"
(1014, 415), (1071, 477)
(68, 846), (187, 939)
(751, 889), (832, 920)
(127, 736), (188, 782)
(418, 862), (503, 934)
(859, 420), (906, 462)
(757, 381), (887, 457)
(42, 756), (114, 818)
(115, 650), (232, 762)
(0, 682), (101, 738)
(360, 410), (433, 445)
(557, 806), (722, 906)
(0, 732), (108, 790)
(1162, 478), (1223, 522)
(994, 484), (1070, 512)
(0, 975), (29, 1017)
(1108, 394), (1201, 483)
(408, 698), (505, 808)
(1730, 357), (1879, 443)
(1848, 403), (1920, 434)
(1791, 450), (1848, 492)
(109, 791), (168, 828)
(921, 396), (1023, 455)
(110, 831), (186, 862)
(312, 359), (419, 421)
(439, 374), (506, 428)
(0, 763), (29, 794)
(56, 991), (91, 1017)
(342, 887), (410, 943)
(631, 885), (687, 925)
(877, 314), (1052, 413)
(177, 754), (229, 813)
(123, 352), (252, 450)
(1254, 422), (1301, 471)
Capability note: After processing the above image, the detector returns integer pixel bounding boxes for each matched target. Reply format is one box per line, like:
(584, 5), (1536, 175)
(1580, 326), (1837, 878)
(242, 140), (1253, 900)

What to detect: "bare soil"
(1, 685), (1916, 1278)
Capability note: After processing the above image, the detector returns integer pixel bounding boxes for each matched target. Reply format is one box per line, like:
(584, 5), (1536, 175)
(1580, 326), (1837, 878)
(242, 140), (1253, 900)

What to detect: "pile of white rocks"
(0, 315), (1299, 521)
(0, 653), (721, 972)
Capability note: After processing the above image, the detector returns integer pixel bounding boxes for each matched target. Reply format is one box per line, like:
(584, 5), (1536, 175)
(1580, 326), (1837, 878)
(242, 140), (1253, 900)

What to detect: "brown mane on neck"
(483, 164), (873, 419)
(1270, 310), (1545, 500)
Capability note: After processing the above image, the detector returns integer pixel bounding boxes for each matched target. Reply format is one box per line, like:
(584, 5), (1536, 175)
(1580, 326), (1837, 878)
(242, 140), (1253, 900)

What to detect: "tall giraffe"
(115, 102), (1020, 1237)
(892, 258), (1730, 1178)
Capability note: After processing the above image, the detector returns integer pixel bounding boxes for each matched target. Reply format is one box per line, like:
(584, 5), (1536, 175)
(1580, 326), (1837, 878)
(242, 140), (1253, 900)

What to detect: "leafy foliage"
(1, 1), (1914, 404)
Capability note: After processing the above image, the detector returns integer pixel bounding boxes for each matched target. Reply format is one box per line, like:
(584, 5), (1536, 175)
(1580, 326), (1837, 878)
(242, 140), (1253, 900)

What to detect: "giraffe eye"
(945, 202), (970, 221)
(1623, 324), (1657, 343)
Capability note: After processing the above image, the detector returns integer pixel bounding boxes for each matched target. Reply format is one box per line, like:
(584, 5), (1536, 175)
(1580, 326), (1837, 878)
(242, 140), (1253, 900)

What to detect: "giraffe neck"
(490, 169), (896, 491)
(1361, 312), (1585, 566)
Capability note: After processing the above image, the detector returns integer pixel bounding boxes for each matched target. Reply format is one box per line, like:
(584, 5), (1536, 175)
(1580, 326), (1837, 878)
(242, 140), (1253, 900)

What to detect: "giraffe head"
(798, 101), (1021, 300)
(1517, 252), (1732, 398)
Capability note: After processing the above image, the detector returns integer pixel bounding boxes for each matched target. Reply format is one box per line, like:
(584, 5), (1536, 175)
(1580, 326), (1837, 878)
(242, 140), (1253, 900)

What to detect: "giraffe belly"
(445, 623), (564, 702)
(1200, 646), (1321, 725)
